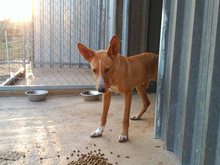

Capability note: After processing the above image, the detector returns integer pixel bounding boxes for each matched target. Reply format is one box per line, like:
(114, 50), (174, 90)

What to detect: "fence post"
(5, 31), (10, 77)
(121, 0), (130, 57)
(0, 17), (10, 38)
(27, 19), (30, 63)
(22, 19), (26, 70)
(109, 0), (116, 41)
(31, 0), (34, 68)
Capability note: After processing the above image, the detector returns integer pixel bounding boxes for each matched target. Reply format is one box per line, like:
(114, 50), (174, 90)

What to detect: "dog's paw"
(130, 115), (140, 120)
(118, 135), (128, 142)
(90, 126), (104, 138)
(90, 131), (102, 137)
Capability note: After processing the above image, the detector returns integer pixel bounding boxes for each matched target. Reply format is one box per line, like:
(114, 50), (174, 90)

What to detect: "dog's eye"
(104, 68), (110, 73)
(92, 69), (97, 73)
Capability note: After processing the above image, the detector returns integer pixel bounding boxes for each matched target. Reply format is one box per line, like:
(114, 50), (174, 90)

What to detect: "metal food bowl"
(80, 90), (101, 101)
(25, 90), (48, 102)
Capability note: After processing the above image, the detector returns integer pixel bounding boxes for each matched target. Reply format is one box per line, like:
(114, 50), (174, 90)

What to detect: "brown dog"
(77, 35), (158, 142)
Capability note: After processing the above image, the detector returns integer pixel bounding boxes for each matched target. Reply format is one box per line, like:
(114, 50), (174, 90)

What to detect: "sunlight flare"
(0, 0), (32, 21)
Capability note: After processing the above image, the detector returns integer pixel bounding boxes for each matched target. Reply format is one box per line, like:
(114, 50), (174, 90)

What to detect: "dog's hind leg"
(130, 83), (150, 120)
(90, 91), (112, 137)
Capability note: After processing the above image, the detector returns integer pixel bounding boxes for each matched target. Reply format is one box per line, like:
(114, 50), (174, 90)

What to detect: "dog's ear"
(107, 35), (119, 60)
(77, 43), (95, 62)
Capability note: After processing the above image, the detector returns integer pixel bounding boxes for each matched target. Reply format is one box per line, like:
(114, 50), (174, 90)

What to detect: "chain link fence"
(0, 19), (27, 85)
(0, 0), (112, 89)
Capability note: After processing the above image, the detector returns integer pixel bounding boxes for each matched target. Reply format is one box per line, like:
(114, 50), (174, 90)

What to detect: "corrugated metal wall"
(33, 0), (111, 68)
(128, 0), (162, 93)
(154, 0), (220, 165)
(115, 0), (162, 93)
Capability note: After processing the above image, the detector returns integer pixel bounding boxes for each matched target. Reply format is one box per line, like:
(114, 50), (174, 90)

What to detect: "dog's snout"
(98, 87), (105, 93)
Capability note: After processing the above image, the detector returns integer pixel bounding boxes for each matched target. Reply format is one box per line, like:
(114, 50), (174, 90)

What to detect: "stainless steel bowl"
(80, 90), (101, 101)
(25, 90), (48, 102)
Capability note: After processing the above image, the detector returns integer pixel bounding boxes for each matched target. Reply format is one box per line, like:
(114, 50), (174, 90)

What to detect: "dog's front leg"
(90, 91), (112, 138)
(119, 90), (133, 142)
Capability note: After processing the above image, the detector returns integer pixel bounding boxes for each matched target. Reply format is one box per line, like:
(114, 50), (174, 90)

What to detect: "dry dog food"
(67, 146), (129, 165)
(67, 154), (112, 165)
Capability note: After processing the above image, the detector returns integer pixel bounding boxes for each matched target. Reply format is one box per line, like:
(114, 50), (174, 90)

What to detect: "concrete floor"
(17, 67), (95, 85)
(0, 94), (179, 165)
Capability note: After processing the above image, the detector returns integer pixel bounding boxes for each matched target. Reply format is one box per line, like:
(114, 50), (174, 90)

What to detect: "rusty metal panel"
(155, 0), (220, 164)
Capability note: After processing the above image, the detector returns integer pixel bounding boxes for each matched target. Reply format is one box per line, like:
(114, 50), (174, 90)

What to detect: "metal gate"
(0, 19), (28, 85)
(33, 0), (111, 68)
(0, 0), (116, 88)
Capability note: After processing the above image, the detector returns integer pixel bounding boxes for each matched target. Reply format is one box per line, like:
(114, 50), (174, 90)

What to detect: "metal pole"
(0, 84), (96, 91)
(31, 0), (34, 69)
(62, 0), (64, 68)
(154, 0), (167, 138)
(27, 19), (30, 63)
(69, 0), (72, 68)
(22, 19), (26, 69)
(79, 0), (82, 68)
(0, 17), (10, 38)
(121, 0), (130, 56)
(100, 0), (106, 50)
(5, 31), (10, 77)
(109, 0), (117, 41)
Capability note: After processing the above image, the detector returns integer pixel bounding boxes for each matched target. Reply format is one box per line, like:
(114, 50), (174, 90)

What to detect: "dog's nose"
(98, 87), (105, 93)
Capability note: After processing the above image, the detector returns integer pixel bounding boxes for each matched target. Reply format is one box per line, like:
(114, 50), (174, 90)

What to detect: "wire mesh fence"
(0, 0), (112, 88)
(0, 20), (27, 85)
